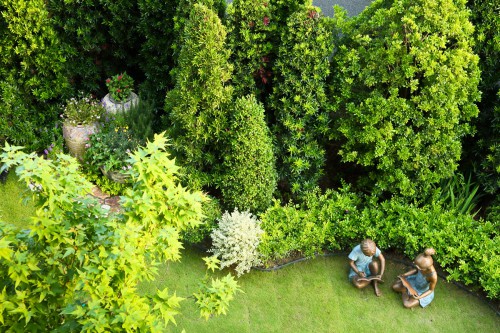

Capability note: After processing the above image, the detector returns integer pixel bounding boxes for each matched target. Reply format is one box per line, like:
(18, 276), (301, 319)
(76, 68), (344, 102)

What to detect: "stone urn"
(101, 92), (139, 114)
(62, 122), (98, 160)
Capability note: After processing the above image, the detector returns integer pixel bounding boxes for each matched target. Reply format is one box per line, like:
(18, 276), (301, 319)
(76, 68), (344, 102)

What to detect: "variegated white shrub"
(210, 209), (264, 276)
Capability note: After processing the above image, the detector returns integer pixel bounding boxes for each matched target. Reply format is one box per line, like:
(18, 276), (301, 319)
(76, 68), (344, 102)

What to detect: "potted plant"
(62, 94), (105, 160)
(83, 121), (143, 185)
(101, 72), (139, 114)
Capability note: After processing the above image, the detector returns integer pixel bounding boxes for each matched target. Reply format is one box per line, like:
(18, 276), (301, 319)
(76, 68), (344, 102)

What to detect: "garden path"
(90, 186), (121, 213)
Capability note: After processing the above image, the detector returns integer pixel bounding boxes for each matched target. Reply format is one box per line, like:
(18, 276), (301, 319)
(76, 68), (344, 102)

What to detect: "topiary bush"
(329, 0), (481, 198)
(218, 95), (277, 213)
(269, 5), (333, 197)
(210, 210), (264, 276)
(164, 3), (233, 190)
(171, 0), (226, 63)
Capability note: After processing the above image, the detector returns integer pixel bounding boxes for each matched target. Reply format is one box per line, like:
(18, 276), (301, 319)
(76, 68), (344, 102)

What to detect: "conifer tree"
(219, 95), (277, 213)
(270, 6), (333, 196)
(165, 3), (233, 189)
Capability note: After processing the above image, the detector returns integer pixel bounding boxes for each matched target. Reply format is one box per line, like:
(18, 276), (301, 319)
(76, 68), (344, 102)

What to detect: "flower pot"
(101, 92), (139, 114)
(100, 167), (131, 184)
(62, 122), (97, 160)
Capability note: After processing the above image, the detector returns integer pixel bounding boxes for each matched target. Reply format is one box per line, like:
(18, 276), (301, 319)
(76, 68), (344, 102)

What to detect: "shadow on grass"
(141, 247), (499, 333)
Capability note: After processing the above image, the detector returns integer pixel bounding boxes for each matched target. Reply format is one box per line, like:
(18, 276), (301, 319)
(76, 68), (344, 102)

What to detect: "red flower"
(118, 75), (123, 81)
(307, 10), (319, 19)
(106, 78), (111, 83)
(263, 16), (270, 26)
(117, 89), (121, 93)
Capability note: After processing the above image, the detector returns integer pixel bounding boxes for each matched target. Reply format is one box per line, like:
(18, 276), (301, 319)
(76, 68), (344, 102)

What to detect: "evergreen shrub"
(227, 0), (276, 97)
(259, 187), (361, 260)
(358, 197), (499, 299)
(210, 210), (264, 276)
(219, 95), (277, 213)
(165, 3), (233, 189)
(171, 0), (226, 61)
(270, 5), (333, 197)
(329, 0), (481, 197)
(0, 0), (72, 152)
(137, 0), (177, 102)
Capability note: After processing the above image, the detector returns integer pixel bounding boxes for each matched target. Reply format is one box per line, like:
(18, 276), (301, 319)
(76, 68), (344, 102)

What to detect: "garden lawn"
(140, 247), (499, 333)
(0, 171), (35, 230)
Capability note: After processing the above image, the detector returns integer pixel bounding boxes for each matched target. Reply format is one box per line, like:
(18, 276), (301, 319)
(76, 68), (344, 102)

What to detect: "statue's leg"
(351, 276), (371, 289)
(369, 261), (381, 296)
(392, 280), (406, 293)
(402, 293), (420, 308)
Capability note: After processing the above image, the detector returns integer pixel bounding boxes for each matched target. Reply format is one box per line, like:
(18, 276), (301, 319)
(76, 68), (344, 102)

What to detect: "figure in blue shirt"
(348, 239), (385, 296)
(392, 248), (437, 308)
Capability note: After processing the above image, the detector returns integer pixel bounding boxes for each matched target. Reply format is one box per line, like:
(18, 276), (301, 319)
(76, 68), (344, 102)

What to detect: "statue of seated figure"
(348, 239), (385, 296)
(392, 248), (438, 308)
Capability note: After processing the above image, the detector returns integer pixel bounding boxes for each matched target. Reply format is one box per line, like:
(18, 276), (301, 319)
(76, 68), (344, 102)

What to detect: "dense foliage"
(0, 0), (497, 303)
(218, 95), (277, 213)
(165, 3), (233, 190)
(171, 0), (226, 63)
(270, 6), (333, 196)
(211, 210), (264, 277)
(0, 134), (239, 331)
(468, 0), (499, 90)
(0, 0), (71, 152)
(329, 0), (481, 197)
(465, 1), (499, 199)
(180, 195), (223, 245)
(259, 187), (361, 260)
(227, 0), (276, 97)
(259, 188), (499, 299)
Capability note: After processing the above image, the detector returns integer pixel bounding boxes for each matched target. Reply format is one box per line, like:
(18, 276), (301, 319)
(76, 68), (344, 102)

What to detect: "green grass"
(1, 172), (498, 332)
(140, 247), (499, 333)
(0, 171), (35, 229)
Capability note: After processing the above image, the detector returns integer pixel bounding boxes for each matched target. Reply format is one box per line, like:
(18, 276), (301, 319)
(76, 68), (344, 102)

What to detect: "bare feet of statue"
(374, 282), (381, 297)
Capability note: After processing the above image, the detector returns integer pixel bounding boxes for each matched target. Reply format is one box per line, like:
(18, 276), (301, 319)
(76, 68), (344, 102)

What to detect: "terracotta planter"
(101, 92), (139, 114)
(62, 122), (97, 160)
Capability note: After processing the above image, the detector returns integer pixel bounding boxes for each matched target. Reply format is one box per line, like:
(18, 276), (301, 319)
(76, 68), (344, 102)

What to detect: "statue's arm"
(349, 259), (365, 277)
(378, 253), (386, 277)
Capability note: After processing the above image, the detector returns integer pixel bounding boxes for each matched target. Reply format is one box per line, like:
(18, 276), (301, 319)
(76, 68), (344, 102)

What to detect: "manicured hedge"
(259, 189), (499, 299)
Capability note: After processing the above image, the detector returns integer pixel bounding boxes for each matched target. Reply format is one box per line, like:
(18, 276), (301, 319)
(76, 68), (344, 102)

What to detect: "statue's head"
(361, 238), (376, 257)
(414, 248), (436, 270)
